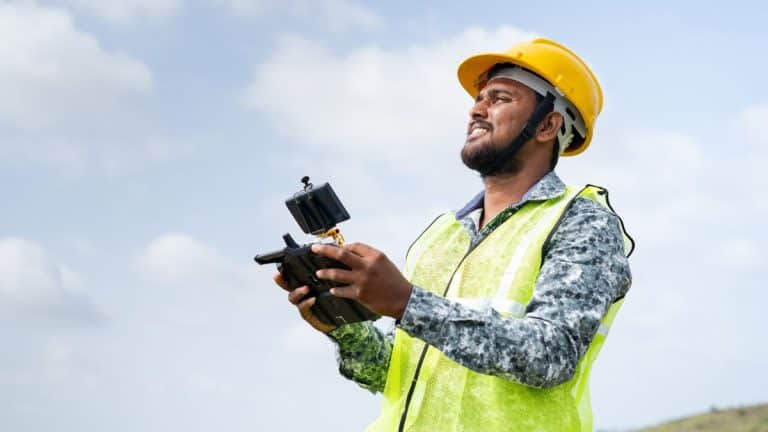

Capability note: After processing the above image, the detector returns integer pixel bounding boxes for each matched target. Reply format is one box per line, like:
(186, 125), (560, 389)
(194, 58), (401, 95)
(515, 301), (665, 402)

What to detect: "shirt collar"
(455, 171), (566, 219)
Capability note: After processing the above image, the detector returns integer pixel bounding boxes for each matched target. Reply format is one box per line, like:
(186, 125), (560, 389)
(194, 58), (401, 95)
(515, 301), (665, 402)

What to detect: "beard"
(461, 133), (524, 178)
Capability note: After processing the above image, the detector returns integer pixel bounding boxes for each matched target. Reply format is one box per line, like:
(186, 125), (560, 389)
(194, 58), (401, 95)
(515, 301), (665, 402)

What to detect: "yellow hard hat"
(457, 38), (603, 156)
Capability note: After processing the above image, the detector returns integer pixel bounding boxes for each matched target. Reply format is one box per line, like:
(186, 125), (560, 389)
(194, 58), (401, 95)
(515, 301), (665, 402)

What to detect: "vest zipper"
(397, 236), (483, 432)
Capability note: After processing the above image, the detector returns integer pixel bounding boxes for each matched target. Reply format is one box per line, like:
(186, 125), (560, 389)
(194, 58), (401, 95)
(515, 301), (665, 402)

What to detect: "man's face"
(461, 78), (538, 176)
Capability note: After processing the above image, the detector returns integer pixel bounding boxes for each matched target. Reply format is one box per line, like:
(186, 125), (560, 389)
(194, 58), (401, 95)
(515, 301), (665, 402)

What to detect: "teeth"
(469, 128), (488, 138)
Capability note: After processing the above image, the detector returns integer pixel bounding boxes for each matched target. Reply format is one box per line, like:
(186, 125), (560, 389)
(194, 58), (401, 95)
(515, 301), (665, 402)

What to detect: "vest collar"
(455, 171), (566, 219)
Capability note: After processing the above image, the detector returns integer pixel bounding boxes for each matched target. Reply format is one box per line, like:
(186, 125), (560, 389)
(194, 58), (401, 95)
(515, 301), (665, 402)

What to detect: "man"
(275, 38), (633, 431)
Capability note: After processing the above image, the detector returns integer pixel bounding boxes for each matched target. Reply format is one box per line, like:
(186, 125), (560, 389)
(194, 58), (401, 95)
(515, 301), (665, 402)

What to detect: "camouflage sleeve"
(327, 321), (394, 393)
(397, 197), (631, 389)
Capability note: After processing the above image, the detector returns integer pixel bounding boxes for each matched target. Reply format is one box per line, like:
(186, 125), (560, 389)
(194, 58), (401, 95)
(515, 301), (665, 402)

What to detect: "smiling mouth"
(467, 127), (489, 139)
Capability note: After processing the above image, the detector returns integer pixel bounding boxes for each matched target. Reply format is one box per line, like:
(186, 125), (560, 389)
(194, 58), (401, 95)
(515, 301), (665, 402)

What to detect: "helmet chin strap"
(483, 92), (556, 177)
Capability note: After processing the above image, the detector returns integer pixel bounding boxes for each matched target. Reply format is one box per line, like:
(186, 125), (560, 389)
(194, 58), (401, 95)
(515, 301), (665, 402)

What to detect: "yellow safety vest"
(366, 185), (633, 432)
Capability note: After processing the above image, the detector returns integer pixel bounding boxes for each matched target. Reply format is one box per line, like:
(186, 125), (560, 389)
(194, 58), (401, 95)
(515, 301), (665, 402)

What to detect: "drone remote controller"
(254, 178), (379, 327)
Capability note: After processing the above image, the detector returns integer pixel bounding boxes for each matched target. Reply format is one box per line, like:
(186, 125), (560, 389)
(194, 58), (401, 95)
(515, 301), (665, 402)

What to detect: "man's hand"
(273, 273), (337, 334)
(312, 243), (413, 320)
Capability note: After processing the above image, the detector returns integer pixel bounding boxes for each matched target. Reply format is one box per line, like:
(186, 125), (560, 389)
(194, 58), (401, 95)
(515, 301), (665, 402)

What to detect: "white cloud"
(736, 105), (768, 213)
(0, 3), (190, 178)
(245, 26), (534, 168)
(560, 129), (717, 248)
(92, 136), (188, 177)
(740, 104), (768, 147)
(136, 233), (259, 289)
(212, 0), (269, 15)
(0, 237), (102, 323)
(0, 2), (152, 129)
(304, 0), (381, 32)
(43, 337), (101, 382)
(0, 135), (185, 176)
(63, 0), (182, 21)
(715, 238), (763, 270)
(215, 0), (381, 31)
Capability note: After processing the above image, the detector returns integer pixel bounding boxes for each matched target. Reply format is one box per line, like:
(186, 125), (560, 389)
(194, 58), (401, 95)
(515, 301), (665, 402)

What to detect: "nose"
(469, 97), (488, 120)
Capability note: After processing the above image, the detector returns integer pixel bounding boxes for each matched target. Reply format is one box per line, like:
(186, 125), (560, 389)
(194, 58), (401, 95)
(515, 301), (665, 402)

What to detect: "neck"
(480, 166), (551, 228)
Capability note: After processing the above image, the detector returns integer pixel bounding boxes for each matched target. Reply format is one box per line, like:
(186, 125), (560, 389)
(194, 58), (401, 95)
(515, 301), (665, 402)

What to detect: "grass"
(636, 403), (768, 432)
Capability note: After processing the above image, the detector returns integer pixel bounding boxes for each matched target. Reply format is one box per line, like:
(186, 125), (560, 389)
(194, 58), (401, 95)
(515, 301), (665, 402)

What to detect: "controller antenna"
(301, 176), (313, 191)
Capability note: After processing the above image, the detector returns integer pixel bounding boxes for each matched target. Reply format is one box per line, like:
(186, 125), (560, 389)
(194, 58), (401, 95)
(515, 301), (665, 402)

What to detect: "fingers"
(297, 296), (337, 334)
(297, 296), (316, 321)
(330, 285), (358, 300)
(315, 268), (355, 285)
(288, 285), (310, 305)
(273, 272), (290, 291)
(311, 244), (364, 268)
(345, 242), (377, 256)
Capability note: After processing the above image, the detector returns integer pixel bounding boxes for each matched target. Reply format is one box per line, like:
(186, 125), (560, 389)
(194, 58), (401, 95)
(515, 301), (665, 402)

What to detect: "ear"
(535, 111), (563, 143)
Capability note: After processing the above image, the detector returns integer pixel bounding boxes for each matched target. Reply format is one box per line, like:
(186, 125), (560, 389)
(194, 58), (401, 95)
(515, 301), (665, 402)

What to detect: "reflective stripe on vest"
(366, 185), (632, 432)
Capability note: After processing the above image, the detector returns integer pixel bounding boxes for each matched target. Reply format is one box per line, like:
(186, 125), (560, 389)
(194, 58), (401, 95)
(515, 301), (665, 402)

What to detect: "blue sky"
(2, 1), (767, 431)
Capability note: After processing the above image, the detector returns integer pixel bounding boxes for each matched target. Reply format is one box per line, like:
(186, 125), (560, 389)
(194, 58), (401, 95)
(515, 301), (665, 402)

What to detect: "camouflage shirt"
(328, 171), (632, 392)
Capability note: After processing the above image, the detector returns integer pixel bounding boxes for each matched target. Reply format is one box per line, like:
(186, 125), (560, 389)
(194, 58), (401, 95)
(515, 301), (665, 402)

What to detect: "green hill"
(636, 403), (768, 432)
